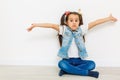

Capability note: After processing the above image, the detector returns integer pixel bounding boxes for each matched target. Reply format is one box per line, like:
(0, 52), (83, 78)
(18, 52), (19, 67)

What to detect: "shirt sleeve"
(58, 25), (64, 35)
(80, 24), (88, 35)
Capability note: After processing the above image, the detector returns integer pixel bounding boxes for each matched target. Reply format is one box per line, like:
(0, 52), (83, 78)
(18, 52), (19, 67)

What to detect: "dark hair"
(58, 11), (85, 46)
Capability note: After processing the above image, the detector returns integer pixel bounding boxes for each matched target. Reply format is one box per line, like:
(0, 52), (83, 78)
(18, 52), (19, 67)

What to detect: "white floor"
(0, 66), (120, 80)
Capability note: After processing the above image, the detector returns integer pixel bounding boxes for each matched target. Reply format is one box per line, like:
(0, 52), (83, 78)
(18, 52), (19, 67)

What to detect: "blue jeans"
(58, 58), (95, 76)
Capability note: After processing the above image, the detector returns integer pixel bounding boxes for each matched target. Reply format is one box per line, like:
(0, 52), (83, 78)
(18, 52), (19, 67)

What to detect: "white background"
(0, 0), (120, 67)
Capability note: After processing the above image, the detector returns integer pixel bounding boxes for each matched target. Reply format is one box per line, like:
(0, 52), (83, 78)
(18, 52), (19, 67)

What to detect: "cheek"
(77, 22), (80, 25)
(66, 22), (71, 26)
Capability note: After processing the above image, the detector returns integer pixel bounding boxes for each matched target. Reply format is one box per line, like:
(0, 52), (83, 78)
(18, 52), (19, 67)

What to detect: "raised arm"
(27, 23), (59, 32)
(88, 14), (117, 30)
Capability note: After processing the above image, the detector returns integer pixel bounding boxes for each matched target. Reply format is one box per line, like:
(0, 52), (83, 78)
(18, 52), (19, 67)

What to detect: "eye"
(75, 20), (78, 22)
(70, 20), (73, 22)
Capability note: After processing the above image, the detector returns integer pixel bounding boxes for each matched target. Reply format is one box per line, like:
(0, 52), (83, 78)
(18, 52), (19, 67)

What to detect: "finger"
(27, 27), (31, 31)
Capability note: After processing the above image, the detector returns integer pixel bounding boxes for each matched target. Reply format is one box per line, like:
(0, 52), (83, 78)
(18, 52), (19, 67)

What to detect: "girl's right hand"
(27, 24), (35, 32)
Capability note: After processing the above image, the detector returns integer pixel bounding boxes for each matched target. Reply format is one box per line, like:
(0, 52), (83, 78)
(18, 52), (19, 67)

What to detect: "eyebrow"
(69, 18), (79, 20)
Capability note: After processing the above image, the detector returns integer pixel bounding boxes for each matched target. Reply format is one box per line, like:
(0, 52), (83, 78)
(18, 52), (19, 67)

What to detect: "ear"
(64, 21), (67, 25)
(64, 21), (67, 24)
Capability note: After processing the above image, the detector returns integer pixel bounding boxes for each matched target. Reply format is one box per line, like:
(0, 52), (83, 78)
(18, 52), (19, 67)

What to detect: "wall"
(0, 0), (120, 67)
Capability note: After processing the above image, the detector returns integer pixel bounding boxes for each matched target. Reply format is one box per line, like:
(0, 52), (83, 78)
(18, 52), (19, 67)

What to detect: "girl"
(27, 11), (117, 78)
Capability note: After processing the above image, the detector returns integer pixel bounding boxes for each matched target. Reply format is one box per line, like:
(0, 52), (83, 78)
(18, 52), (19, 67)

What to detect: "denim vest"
(57, 26), (88, 59)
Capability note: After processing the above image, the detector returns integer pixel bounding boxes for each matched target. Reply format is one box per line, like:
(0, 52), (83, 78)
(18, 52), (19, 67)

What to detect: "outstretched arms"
(27, 23), (59, 32)
(88, 14), (117, 30)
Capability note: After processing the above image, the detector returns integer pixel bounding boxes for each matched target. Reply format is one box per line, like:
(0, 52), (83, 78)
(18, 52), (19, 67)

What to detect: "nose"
(73, 21), (76, 24)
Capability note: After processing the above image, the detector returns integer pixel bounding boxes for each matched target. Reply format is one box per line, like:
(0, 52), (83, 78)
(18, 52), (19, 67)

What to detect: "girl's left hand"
(109, 14), (117, 22)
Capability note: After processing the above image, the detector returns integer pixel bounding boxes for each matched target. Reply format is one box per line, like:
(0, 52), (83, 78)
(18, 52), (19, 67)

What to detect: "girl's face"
(66, 14), (80, 31)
